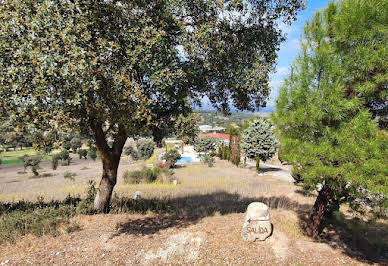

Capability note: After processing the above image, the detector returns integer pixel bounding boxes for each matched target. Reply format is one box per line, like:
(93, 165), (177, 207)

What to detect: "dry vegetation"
(0, 152), (387, 265)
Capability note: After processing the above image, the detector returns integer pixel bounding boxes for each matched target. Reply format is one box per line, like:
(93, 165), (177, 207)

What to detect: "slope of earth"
(0, 158), (387, 265)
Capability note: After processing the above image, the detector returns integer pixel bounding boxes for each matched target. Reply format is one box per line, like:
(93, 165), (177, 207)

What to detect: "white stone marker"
(133, 191), (141, 200)
(241, 202), (272, 242)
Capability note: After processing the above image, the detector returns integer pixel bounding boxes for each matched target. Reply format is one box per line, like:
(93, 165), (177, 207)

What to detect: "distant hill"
(195, 110), (271, 128)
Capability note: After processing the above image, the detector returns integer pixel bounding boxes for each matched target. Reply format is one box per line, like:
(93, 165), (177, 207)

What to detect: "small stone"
(55, 252), (60, 256)
(173, 180), (177, 186)
(241, 202), (272, 242)
(134, 191), (141, 200)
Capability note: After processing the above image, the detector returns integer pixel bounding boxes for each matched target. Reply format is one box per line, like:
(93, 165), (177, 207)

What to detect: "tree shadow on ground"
(112, 191), (388, 264)
(259, 167), (283, 173)
(112, 192), (306, 237)
(297, 207), (388, 264)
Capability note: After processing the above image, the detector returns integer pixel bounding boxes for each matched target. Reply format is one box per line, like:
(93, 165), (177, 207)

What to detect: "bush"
(77, 149), (88, 159)
(124, 146), (139, 161)
(70, 137), (82, 152)
(194, 136), (217, 154)
(0, 195), (81, 244)
(76, 180), (97, 215)
(161, 149), (181, 168)
(88, 147), (97, 161)
(123, 167), (157, 184)
(136, 139), (155, 159)
(19, 154), (42, 176)
(201, 154), (215, 167)
(51, 154), (61, 170)
(64, 171), (76, 181)
(62, 141), (71, 151)
(124, 146), (134, 156)
(59, 149), (72, 166)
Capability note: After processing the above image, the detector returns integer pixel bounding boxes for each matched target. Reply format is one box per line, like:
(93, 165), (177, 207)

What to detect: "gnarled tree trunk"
(91, 122), (127, 213)
(307, 183), (332, 237)
(93, 156), (120, 213)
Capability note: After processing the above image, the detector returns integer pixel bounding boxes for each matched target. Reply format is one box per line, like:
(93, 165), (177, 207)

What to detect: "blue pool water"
(177, 156), (193, 163)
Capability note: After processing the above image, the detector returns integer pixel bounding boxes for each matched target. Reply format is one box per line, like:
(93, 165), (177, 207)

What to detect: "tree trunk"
(93, 157), (119, 213)
(307, 184), (332, 237)
(91, 122), (127, 213)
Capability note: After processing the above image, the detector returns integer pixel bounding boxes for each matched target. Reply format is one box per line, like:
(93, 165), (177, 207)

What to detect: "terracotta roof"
(200, 133), (230, 140)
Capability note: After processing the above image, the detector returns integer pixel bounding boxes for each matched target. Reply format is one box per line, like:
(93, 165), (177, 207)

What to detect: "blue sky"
(262, 0), (331, 112)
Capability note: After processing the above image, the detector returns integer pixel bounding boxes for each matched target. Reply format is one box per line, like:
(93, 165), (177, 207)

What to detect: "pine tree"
(273, 0), (388, 237)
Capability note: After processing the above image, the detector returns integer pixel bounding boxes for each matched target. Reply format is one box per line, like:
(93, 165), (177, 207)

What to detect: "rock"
(241, 202), (272, 242)
(134, 191), (141, 200)
(172, 179), (177, 186)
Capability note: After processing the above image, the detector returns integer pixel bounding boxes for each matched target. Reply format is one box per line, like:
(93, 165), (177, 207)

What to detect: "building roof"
(200, 133), (230, 140)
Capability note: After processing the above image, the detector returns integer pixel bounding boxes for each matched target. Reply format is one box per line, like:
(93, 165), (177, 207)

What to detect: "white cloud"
(278, 22), (297, 36)
(275, 66), (290, 77)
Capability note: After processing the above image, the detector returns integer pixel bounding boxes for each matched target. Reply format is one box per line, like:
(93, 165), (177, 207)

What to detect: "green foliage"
(64, 171), (76, 181)
(123, 167), (156, 184)
(273, 0), (388, 218)
(19, 154), (43, 176)
(124, 146), (135, 156)
(162, 149), (181, 168)
(76, 181), (98, 215)
(200, 154), (215, 167)
(174, 113), (200, 144)
(88, 148), (97, 161)
(194, 137), (217, 154)
(70, 138), (82, 153)
(241, 119), (279, 162)
(136, 139), (155, 160)
(225, 125), (241, 137)
(62, 141), (71, 151)
(124, 145), (140, 161)
(0, 0), (304, 211)
(229, 136), (241, 166)
(77, 149), (88, 159)
(51, 154), (61, 170)
(59, 150), (72, 166)
(222, 145), (231, 161)
(0, 205), (77, 243)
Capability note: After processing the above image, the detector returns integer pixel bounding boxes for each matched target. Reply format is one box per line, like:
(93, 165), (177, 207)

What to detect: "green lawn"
(0, 149), (53, 165)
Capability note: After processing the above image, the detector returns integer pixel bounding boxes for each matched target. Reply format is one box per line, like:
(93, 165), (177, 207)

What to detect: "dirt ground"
(0, 154), (387, 265)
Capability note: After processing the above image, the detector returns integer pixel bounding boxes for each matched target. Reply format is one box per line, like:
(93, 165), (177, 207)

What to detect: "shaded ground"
(0, 155), (387, 265)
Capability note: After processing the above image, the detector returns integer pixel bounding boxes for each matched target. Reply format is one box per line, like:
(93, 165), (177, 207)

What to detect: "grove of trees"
(273, 0), (388, 237)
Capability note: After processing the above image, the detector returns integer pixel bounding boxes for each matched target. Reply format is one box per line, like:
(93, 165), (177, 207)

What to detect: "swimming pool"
(177, 156), (193, 163)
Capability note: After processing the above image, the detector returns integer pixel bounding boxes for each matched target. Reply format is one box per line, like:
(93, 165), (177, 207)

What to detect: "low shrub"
(77, 149), (88, 159)
(123, 166), (174, 184)
(161, 149), (181, 168)
(123, 167), (157, 184)
(64, 171), (76, 181)
(88, 148), (97, 161)
(200, 154), (215, 167)
(59, 150), (72, 166)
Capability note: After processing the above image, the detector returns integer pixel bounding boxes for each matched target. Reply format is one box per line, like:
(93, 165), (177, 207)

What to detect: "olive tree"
(0, 0), (303, 212)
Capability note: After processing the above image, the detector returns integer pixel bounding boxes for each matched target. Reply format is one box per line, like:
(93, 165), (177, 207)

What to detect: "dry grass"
(0, 157), (387, 264)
